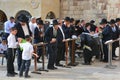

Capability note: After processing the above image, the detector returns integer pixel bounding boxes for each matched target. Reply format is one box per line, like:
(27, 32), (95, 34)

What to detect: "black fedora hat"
(18, 14), (29, 22)
(75, 20), (80, 25)
(36, 18), (44, 25)
(109, 19), (116, 24)
(53, 19), (59, 26)
(90, 20), (95, 24)
(100, 18), (108, 24)
(64, 17), (71, 22)
(116, 18), (120, 22)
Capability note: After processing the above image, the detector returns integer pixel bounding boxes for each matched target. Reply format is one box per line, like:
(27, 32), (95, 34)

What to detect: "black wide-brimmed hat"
(17, 14), (29, 22)
(109, 19), (116, 24)
(116, 18), (120, 22)
(53, 19), (59, 26)
(75, 20), (80, 25)
(64, 17), (71, 22)
(36, 18), (44, 25)
(100, 18), (108, 24)
(90, 20), (95, 24)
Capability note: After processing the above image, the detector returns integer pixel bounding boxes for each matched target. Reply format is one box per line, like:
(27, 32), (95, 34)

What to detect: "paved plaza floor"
(0, 57), (120, 80)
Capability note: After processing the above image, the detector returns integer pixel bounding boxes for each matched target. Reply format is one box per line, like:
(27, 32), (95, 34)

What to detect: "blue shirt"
(4, 20), (15, 33)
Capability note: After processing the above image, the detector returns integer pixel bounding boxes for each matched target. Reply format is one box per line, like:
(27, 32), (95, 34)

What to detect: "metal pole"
(105, 43), (117, 69)
(109, 43), (112, 66)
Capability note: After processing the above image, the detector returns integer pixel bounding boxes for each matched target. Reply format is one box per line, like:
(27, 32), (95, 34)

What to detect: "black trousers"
(17, 48), (22, 71)
(103, 43), (108, 61)
(7, 48), (16, 74)
(47, 43), (57, 68)
(83, 49), (93, 64)
(56, 43), (64, 65)
(112, 42), (118, 57)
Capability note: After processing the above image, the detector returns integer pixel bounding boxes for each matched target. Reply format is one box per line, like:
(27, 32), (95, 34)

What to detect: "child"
(7, 27), (18, 77)
(19, 35), (38, 78)
(0, 38), (7, 59)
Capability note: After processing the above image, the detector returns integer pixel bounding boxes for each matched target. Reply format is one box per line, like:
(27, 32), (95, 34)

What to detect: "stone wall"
(60, 0), (120, 23)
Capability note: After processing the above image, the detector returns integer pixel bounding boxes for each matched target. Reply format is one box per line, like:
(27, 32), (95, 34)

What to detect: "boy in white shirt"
(7, 27), (18, 77)
(19, 35), (38, 78)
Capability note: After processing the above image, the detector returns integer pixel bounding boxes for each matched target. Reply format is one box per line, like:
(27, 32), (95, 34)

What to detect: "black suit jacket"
(102, 25), (112, 42)
(111, 26), (119, 40)
(62, 24), (71, 39)
(45, 27), (57, 43)
(15, 22), (32, 39)
(57, 28), (64, 44)
(34, 27), (43, 43)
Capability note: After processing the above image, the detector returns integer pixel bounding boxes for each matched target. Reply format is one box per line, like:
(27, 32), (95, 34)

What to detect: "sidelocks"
(32, 42), (48, 74)
(105, 38), (120, 69)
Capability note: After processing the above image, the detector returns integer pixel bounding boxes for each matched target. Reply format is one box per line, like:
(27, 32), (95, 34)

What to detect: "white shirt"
(4, 20), (15, 33)
(29, 22), (37, 35)
(22, 24), (30, 36)
(7, 33), (18, 48)
(58, 26), (65, 39)
(0, 43), (7, 53)
(20, 42), (34, 60)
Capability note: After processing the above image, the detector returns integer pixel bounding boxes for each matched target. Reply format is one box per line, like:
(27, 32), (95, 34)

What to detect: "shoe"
(25, 75), (31, 78)
(53, 67), (58, 69)
(7, 73), (15, 77)
(102, 60), (108, 63)
(13, 72), (18, 75)
(56, 64), (63, 67)
(19, 74), (23, 77)
(37, 60), (42, 63)
(47, 67), (54, 70)
(113, 55), (118, 58)
(82, 63), (91, 65)
(112, 58), (116, 60)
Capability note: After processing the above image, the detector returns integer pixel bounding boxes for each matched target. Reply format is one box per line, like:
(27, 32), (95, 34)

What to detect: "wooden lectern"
(32, 42), (48, 74)
(64, 38), (78, 67)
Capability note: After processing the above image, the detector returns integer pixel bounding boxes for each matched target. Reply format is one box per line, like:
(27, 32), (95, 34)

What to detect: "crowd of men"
(2, 14), (120, 77)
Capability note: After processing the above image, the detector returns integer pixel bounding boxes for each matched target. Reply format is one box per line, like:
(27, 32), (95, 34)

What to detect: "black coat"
(45, 27), (57, 43)
(57, 28), (63, 43)
(34, 27), (44, 43)
(111, 25), (119, 40)
(62, 24), (71, 39)
(15, 22), (32, 39)
(102, 25), (112, 42)
(75, 26), (83, 36)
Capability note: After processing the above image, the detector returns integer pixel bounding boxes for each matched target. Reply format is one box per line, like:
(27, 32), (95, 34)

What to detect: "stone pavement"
(0, 57), (120, 80)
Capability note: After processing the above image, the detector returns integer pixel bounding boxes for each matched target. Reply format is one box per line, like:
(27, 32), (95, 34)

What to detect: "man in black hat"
(109, 19), (119, 59)
(62, 17), (71, 39)
(101, 18), (112, 62)
(34, 18), (44, 63)
(61, 17), (71, 61)
(45, 19), (59, 70)
(90, 20), (97, 32)
(15, 14), (32, 70)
